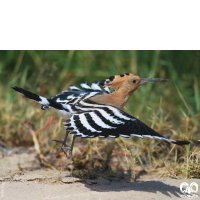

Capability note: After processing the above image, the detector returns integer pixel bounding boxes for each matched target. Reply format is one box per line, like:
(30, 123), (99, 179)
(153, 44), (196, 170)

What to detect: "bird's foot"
(61, 145), (74, 161)
(52, 139), (74, 161)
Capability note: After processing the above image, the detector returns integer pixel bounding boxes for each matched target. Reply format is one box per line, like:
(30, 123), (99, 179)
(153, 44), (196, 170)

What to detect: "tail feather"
(12, 86), (41, 102)
(12, 86), (66, 111)
(171, 140), (190, 146)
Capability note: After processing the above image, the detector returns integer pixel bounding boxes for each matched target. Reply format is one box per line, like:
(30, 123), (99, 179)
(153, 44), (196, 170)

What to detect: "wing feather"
(64, 104), (189, 146)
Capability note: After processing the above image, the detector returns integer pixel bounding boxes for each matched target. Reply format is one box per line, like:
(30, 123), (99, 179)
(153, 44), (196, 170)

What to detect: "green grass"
(0, 50), (199, 179)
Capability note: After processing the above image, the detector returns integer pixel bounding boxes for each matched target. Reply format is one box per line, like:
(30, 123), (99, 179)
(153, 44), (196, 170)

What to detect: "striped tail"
(12, 86), (72, 119)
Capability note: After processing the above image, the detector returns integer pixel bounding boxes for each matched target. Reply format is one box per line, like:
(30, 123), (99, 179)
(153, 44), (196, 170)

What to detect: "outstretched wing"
(64, 105), (189, 146)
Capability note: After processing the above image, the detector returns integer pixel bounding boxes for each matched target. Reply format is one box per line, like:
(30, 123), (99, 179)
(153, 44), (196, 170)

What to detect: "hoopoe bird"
(12, 73), (190, 160)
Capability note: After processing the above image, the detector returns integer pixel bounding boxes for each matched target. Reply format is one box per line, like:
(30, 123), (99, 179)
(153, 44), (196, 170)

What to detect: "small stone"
(0, 176), (10, 181)
(61, 177), (83, 183)
(13, 174), (46, 181)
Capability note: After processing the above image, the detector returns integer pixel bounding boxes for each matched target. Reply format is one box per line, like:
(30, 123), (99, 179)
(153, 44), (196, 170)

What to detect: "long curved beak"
(140, 78), (170, 85)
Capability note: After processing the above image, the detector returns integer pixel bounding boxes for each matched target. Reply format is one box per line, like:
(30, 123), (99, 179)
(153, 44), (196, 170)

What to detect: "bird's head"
(100, 73), (169, 93)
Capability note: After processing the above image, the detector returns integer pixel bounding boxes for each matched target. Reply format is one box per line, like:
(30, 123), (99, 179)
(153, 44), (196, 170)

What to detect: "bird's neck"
(89, 87), (136, 109)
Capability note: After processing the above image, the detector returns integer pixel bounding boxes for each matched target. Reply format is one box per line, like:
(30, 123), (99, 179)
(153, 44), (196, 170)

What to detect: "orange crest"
(100, 73), (140, 88)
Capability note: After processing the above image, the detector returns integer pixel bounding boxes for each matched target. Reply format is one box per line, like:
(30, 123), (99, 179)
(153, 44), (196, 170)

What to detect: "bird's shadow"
(84, 179), (181, 198)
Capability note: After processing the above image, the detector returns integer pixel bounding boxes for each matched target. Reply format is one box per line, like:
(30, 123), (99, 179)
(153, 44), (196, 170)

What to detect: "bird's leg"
(69, 134), (77, 161)
(60, 130), (70, 157)
(52, 130), (77, 161)
(52, 129), (70, 156)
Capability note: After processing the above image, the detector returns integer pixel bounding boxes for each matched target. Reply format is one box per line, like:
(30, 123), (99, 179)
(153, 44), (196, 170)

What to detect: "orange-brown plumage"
(90, 73), (169, 109)
(91, 74), (139, 109)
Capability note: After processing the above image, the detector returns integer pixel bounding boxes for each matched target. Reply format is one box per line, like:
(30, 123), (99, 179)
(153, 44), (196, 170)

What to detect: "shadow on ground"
(84, 179), (181, 198)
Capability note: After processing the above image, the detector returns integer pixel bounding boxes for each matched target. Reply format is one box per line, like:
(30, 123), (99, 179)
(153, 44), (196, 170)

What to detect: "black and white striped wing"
(51, 81), (110, 104)
(64, 106), (190, 145)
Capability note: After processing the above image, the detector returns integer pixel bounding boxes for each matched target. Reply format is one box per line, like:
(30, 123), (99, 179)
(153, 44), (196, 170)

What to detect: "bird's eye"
(133, 80), (137, 83)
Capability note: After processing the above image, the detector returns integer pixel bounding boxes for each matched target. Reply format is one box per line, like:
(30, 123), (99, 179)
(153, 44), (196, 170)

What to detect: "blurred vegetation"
(0, 50), (199, 179)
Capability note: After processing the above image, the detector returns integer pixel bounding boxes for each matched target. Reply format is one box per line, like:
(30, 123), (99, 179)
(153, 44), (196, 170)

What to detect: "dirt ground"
(0, 147), (200, 200)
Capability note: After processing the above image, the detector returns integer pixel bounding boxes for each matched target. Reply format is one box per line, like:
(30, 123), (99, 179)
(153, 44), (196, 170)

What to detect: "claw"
(60, 145), (74, 160)
(52, 139), (70, 157)
(61, 145), (69, 156)
(61, 146), (68, 157)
